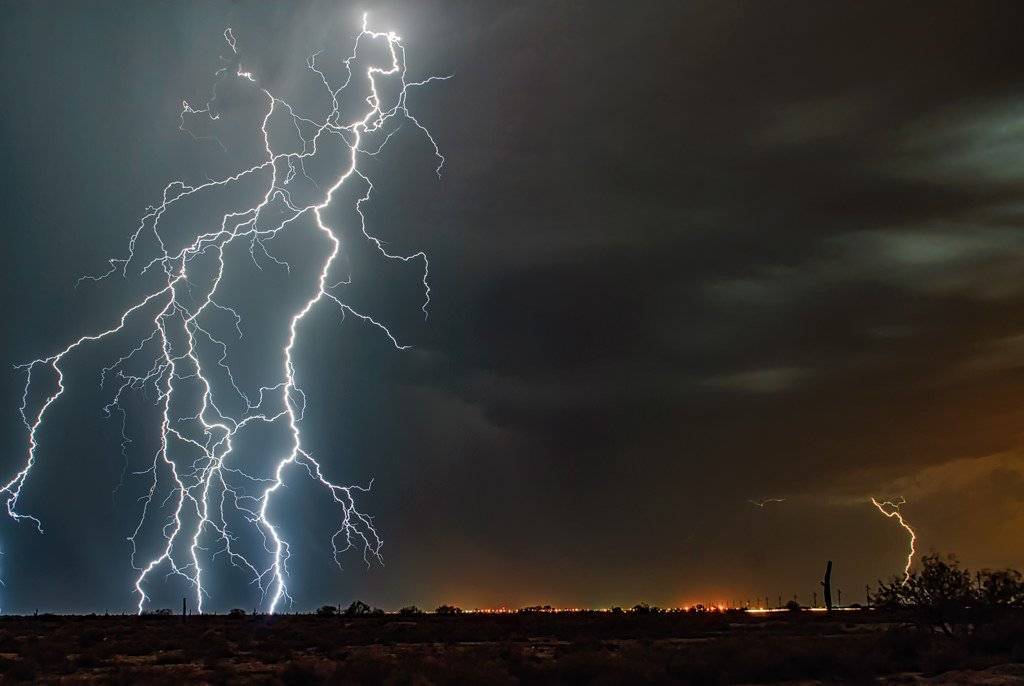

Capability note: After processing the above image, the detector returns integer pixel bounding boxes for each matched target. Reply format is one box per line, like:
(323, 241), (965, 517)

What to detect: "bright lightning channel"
(870, 496), (917, 585)
(3, 14), (449, 614)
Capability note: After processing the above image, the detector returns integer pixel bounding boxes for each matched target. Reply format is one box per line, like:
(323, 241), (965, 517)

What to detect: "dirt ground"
(0, 609), (1021, 684)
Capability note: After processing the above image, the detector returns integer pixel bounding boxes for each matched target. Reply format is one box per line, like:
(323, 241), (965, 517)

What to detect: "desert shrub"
(435, 605), (462, 615)
(978, 569), (1024, 608)
(344, 601), (371, 617)
(140, 608), (174, 618)
(875, 553), (1024, 635)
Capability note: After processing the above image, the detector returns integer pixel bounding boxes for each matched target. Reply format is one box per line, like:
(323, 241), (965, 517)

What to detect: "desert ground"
(1, 608), (1023, 684)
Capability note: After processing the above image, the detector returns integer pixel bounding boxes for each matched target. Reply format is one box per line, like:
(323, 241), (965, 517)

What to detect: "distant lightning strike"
(870, 497), (917, 585)
(3, 15), (449, 614)
(748, 498), (785, 508)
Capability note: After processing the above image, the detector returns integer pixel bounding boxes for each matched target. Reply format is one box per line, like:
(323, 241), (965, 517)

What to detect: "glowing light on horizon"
(4, 14), (450, 614)
(870, 496), (917, 585)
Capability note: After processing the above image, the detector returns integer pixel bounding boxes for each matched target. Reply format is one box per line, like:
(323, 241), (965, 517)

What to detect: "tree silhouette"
(343, 601), (371, 617)
(435, 605), (462, 615)
(873, 553), (1024, 635)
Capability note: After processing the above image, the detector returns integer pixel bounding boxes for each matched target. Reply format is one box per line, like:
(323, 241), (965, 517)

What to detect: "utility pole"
(812, 591), (817, 607)
(182, 597), (187, 620)
(837, 588), (842, 607)
(865, 585), (871, 607)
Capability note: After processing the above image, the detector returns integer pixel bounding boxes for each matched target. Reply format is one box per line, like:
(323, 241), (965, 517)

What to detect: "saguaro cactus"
(821, 560), (833, 611)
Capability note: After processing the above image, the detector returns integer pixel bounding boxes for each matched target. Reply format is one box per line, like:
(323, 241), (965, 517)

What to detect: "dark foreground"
(3, 610), (1024, 684)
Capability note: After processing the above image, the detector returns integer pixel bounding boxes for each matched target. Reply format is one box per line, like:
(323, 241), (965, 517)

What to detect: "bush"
(979, 569), (1024, 609)
(315, 605), (338, 617)
(343, 601), (370, 616)
(874, 553), (1024, 635)
(140, 608), (173, 618)
(435, 605), (462, 615)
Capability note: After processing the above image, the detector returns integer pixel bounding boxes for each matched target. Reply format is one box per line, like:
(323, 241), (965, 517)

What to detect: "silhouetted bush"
(343, 600), (370, 616)
(875, 553), (1024, 635)
(978, 569), (1024, 609)
(140, 608), (173, 618)
(315, 604), (338, 617)
(435, 604), (462, 615)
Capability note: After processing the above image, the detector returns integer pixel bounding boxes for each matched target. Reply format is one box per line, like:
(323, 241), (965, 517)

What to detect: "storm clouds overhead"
(2, 1), (1024, 612)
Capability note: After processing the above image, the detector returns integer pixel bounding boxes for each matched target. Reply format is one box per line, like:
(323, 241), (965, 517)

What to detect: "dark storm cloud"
(3, 1), (1024, 612)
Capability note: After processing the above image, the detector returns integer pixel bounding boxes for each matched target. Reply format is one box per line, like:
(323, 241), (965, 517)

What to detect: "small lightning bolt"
(748, 497), (786, 508)
(3, 14), (449, 614)
(870, 496), (917, 585)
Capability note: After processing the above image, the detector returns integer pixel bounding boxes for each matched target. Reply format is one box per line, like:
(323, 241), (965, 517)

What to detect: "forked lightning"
(3, 15), (448, 614)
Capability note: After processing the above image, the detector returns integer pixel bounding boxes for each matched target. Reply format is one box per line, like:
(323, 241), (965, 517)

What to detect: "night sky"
(3, 1), (1024, 614)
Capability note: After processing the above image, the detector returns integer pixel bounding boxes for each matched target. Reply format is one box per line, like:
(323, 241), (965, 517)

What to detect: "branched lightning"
(3, 15), (449, 614)
(870, 496), (917, 585)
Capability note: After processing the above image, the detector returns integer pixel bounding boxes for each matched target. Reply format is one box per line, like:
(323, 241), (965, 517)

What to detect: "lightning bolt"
(870, 497), (917, 585)
(3, 14), (449, 614)
(748, 497), (786, 508)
